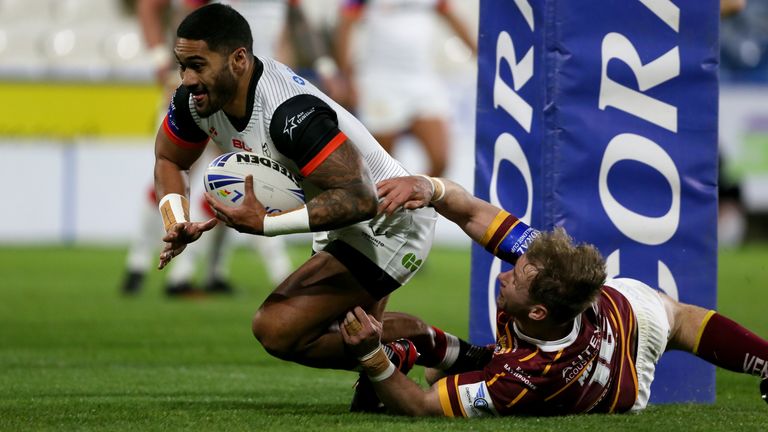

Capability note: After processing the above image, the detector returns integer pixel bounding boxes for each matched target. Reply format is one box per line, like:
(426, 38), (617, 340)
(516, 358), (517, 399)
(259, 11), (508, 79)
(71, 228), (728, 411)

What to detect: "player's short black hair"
(177, 3), (253, 55)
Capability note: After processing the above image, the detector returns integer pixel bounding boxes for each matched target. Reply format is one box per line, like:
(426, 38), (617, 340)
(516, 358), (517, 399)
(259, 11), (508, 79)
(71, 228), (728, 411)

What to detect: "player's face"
(174, 38), (239, 118)
(496, 255), (539, 318)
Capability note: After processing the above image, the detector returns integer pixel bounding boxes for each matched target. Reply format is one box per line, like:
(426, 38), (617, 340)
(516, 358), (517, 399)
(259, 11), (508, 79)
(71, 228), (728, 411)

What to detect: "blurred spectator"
(721, 0), (768, 82)
(120, 0), (294, 297)
(335, 0), (476, 177)
(718, 0), (750, 249)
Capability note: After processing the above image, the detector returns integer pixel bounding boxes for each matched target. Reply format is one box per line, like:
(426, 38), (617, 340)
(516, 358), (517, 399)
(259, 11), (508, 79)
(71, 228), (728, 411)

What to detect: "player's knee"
(251, 310), (299, 360)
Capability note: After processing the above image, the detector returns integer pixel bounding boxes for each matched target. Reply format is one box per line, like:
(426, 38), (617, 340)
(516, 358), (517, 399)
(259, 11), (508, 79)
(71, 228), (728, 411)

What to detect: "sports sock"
(414, 326), (459, 368)
(414, 326), (493, 373)
(694, 311), (768, 379)
(383, 339), (418, 374)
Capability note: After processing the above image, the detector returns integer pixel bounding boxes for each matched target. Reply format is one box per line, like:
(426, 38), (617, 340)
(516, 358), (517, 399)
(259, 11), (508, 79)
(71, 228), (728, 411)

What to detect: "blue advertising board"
(471, 0), (719, 403)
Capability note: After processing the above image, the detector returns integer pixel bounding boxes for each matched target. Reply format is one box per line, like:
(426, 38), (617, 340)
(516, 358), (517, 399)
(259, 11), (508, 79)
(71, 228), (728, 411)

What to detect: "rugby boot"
(120, 271), (145, 296)
(164, 281), (205, 298)
(204, 278), (235, 295)
(350, 338), (419, 413)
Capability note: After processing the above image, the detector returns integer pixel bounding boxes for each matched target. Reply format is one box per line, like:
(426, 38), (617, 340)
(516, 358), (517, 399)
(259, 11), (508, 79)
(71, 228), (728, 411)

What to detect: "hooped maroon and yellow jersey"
(437, 284), (638, 417)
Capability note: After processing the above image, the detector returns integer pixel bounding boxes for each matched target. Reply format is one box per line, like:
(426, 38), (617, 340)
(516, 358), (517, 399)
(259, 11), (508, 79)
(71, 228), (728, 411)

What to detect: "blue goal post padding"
(471, 0), (719, 404)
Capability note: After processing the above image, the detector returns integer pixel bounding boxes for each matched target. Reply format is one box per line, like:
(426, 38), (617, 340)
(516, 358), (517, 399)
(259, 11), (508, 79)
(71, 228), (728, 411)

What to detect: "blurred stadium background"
(0, 0), (478, 246)
(1, 0), (767, 246)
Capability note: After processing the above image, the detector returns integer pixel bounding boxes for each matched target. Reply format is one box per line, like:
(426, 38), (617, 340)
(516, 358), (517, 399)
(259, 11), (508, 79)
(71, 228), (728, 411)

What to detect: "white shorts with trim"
(312, 206), (437, 286)
(357, 72), (450, 134)
(607, 278), (671, 412)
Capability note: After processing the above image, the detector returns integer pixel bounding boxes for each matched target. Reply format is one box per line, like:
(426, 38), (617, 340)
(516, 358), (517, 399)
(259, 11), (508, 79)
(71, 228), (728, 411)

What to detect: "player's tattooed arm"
(304, 140), (377, 230)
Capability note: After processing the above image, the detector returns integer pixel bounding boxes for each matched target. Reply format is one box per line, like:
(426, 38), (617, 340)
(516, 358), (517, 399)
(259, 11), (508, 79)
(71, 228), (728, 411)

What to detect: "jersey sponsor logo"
(292, 75), (306, 85)
(401, 252), (422, 272)
(232, 138), (252, 152)
(457, 381), (498, 417)
(510, 227), (540, 256)
(503, 363), (537, 390)
(283, 107), (316, 140)
(233, 153), (303, 187)
(744, 354), (768, 379)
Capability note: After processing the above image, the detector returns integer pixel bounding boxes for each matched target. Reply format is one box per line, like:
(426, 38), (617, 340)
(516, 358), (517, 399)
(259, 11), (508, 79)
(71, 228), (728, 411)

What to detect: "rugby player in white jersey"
(336, 0), (476, 177)
(122, 0), (294, 297)
(338, 175), (768, 416)
(154, 3), (441, 371)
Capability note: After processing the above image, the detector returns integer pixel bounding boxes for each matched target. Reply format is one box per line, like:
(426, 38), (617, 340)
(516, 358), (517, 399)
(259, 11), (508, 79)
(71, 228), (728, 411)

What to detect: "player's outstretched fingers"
(197, 217), (219, 233)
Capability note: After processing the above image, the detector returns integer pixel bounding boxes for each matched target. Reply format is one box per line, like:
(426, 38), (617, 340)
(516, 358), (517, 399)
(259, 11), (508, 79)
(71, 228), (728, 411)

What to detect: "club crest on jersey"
(292, 75), (305, 85)
(283, 107), (316, 140)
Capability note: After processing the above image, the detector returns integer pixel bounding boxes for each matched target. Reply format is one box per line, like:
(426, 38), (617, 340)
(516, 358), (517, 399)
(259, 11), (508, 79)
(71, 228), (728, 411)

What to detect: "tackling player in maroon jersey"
(340, 175), (768, 416)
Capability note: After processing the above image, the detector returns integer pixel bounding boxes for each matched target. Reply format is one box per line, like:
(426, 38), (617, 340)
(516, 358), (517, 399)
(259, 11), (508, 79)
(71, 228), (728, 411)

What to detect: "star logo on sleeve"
(283, 116), (298, 140)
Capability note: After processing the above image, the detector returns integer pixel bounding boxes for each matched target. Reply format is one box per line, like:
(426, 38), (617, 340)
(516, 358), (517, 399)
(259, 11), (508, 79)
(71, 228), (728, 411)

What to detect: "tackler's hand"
(376, 176), (434, 216)
(340, 306), (383, 358)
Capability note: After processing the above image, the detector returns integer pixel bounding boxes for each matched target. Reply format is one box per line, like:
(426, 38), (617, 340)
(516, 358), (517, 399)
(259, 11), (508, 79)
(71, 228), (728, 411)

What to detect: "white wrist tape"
(263, 206), (310, 236)
(430, 177), (446, 202)
(368, 361), (396, 382)
(158, 193), (189, 231)
(358, 344), (396, 382)
(415, 175), (446, 203)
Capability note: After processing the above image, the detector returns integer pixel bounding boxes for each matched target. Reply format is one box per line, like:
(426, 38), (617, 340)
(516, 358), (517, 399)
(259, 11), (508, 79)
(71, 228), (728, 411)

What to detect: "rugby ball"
(204, 152), (305, 213)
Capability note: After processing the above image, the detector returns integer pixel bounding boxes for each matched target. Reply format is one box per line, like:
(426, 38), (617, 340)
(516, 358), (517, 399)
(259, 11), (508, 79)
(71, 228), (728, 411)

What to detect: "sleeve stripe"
(437, 378), (454, 417)
(162, 116), (209, 149)
(299, 131), (347, 177)
(437, 376), (465, 417)
(480, 211), (516, 253)
(454, 374), (469, 418)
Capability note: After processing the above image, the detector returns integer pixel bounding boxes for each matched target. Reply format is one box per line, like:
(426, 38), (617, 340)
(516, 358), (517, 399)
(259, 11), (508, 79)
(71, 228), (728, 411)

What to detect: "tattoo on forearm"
(305, 141), (376, 230)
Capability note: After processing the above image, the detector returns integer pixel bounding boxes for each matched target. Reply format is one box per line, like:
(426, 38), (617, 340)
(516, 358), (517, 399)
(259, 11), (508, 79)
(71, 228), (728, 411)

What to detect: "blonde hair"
(524, 227), (607, 323)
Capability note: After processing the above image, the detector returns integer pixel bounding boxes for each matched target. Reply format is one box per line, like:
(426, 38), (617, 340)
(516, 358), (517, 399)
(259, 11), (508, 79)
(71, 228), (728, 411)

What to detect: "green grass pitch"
(0, 243), (766, 431)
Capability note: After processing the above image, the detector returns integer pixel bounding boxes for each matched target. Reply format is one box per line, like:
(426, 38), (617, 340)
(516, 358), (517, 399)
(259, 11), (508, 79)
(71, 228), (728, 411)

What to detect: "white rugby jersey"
(343, 0), (447, 76)
(162, 56), (409, 199)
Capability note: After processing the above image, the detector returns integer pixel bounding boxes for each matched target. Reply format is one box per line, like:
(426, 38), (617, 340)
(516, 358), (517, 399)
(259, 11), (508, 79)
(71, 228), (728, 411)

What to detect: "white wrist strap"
(430, 177), (446, 202)
(415, 175), (446, 203)
(263, 206), (310, 236)
(358, 344), (396, 382)
(158, 193), (189, 231)
(368, 361), (396, 382)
